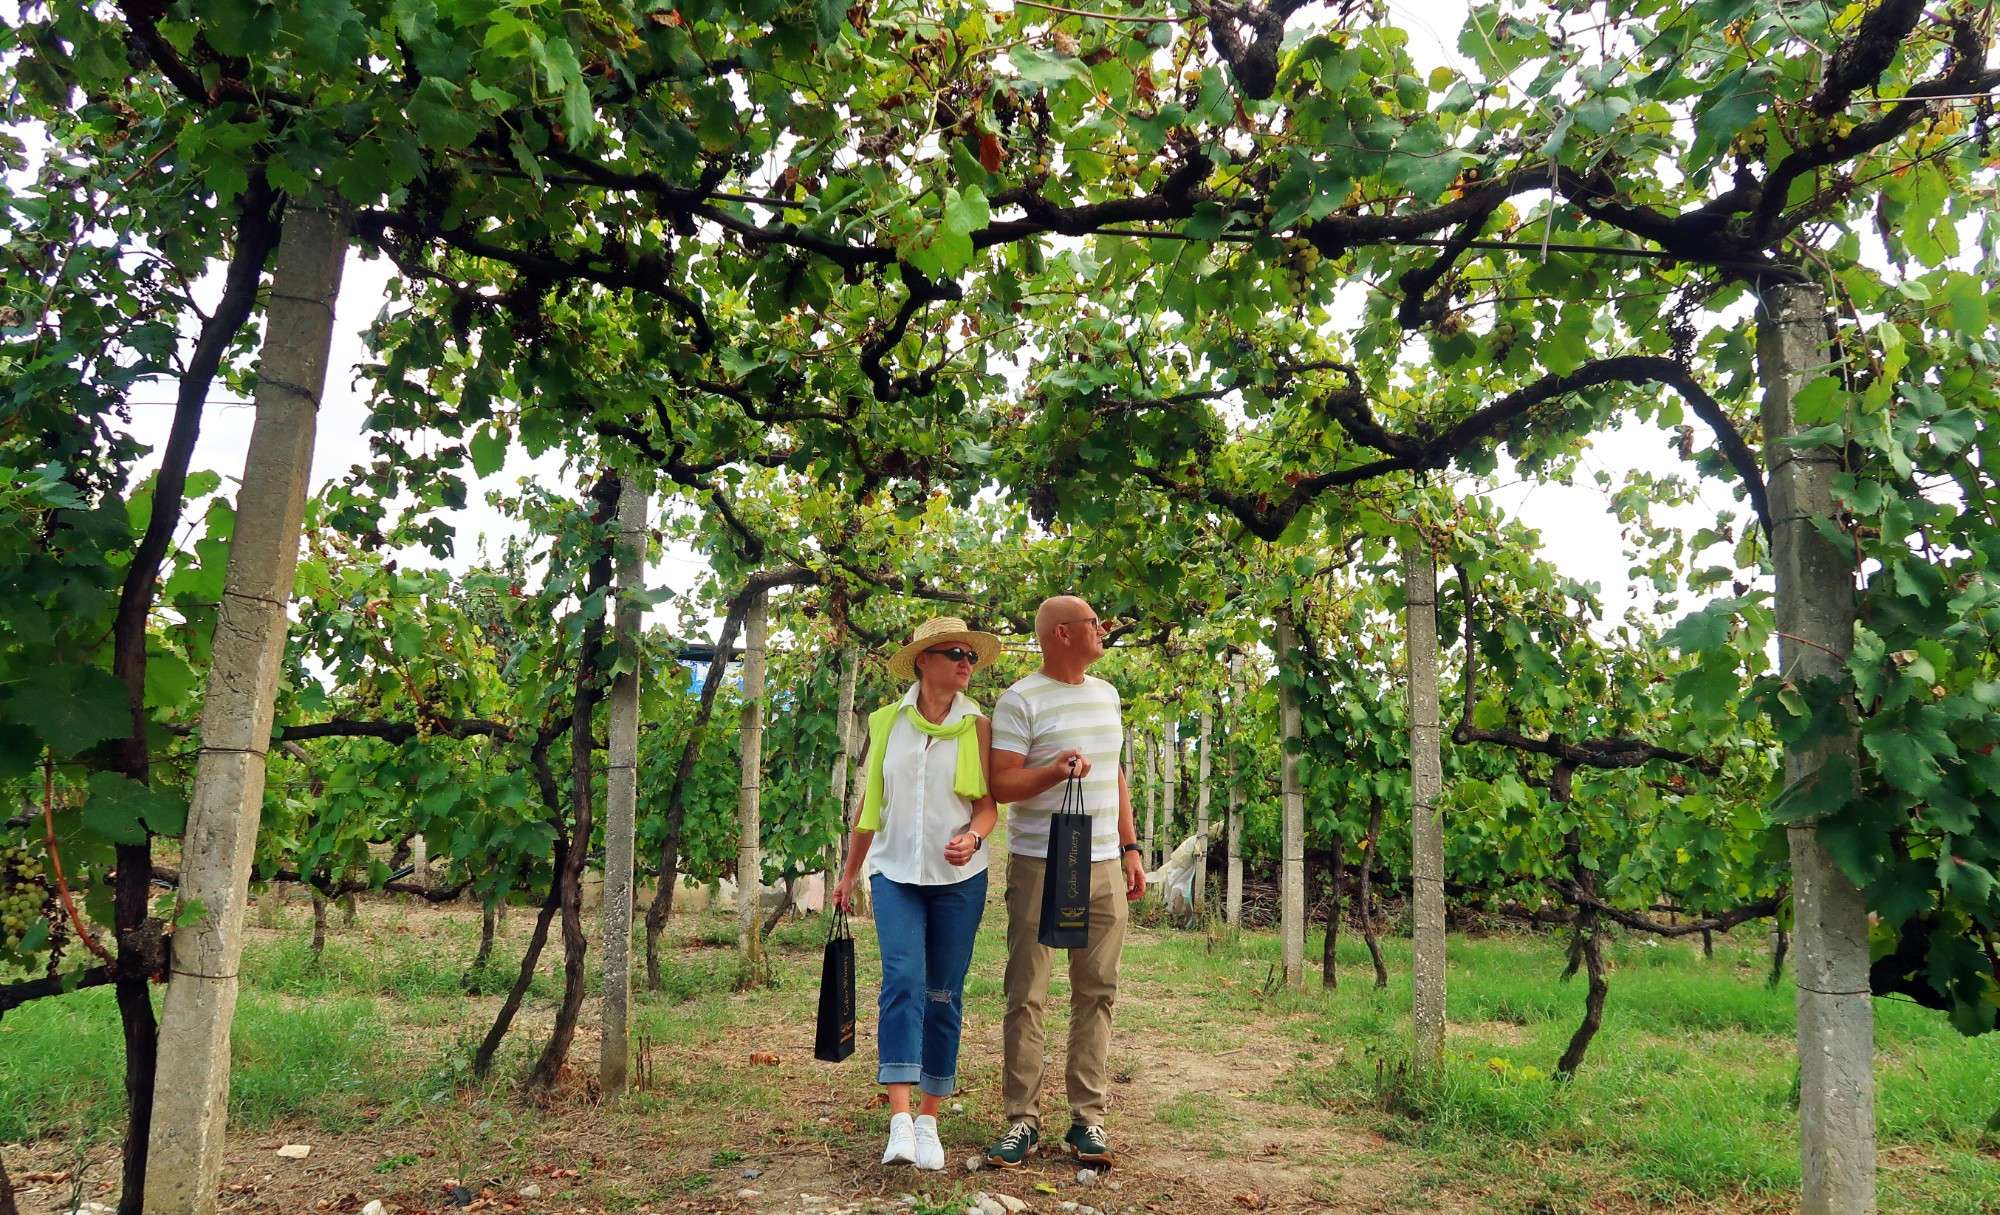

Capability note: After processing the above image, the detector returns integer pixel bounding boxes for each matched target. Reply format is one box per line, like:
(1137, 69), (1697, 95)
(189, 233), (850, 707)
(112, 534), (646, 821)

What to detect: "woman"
(833, 616), (1002, 1171)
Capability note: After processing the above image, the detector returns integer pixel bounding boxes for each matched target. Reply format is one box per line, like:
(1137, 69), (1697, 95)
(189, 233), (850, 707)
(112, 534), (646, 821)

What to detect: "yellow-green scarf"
(858, 698), (987, 831)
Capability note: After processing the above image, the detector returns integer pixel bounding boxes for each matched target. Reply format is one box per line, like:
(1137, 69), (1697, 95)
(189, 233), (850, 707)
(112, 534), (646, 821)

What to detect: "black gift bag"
(1038, 773), (1093, 949)
(813, 910), (857, 1063)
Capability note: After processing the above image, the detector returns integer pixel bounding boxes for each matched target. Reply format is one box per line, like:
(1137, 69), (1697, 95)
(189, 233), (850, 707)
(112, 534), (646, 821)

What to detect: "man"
(985, 595), (1146, 1170)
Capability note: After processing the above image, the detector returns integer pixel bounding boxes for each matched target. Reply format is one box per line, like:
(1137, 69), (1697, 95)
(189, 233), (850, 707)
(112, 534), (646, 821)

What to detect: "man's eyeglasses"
(923, 646), (979, 664)
(1058, 617), (1107, 633)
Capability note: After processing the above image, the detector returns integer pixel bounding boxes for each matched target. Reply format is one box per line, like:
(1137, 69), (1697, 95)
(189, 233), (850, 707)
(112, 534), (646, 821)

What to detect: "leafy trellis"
(3, 0), (1998, 1212)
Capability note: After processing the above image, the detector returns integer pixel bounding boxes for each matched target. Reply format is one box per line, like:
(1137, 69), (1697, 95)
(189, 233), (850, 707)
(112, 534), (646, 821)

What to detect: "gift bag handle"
(1057, 766), (1083, 816)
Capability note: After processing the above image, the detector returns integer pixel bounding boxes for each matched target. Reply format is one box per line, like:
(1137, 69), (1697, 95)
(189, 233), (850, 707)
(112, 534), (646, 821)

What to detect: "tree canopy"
(4, 0), (2000, 1210)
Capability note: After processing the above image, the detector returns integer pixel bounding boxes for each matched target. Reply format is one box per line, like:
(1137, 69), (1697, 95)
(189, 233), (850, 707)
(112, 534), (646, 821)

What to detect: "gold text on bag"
(1038, 772), (1093, 949)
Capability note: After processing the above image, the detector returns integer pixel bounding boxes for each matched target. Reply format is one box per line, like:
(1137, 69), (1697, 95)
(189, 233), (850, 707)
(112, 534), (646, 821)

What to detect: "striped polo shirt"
(990, 672), (1124, 862)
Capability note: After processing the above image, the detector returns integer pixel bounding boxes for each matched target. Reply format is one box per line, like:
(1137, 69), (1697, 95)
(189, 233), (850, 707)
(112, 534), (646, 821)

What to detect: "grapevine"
(41, 761), (113, 966)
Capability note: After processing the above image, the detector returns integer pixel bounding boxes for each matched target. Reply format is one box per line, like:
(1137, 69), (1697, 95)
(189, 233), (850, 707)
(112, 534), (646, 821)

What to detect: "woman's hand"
(944, 831), (981, 866)
(833, 872), (858, 912)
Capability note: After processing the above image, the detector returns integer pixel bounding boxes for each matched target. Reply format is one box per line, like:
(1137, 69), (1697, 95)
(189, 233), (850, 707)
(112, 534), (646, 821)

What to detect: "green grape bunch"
(0, 839), (54, 961)
(1274, 236), (1322, 304)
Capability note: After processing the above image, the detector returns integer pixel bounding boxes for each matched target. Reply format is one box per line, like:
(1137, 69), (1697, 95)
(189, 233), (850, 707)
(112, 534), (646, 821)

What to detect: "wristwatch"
(974, 831), (986, 851)
(1120, 843), (1142, 857)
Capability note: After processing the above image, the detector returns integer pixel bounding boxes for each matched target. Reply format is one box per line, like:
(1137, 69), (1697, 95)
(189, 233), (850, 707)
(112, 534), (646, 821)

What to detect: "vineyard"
(2, 1), (1999, 1214)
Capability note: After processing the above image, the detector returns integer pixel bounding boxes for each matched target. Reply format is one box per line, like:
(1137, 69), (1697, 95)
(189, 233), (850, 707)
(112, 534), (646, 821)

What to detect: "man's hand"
(944, 831), (981, 866)
(1123, 849), (1146, 901)
(833, 872), (858, 912)
(1051, 749), (1091, 781)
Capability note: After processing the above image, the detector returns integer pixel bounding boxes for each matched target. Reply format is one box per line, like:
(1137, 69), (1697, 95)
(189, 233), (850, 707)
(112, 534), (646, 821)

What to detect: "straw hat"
(886, 616), (1003, 681)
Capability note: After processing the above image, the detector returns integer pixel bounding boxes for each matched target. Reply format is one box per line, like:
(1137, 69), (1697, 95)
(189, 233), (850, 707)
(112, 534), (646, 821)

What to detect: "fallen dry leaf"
(1261, 1143), (1281, 1156)
(748, 1051), (780, 1066)
(19, 1172), (72, 1185)
(1232, 1193), (1268, 1210)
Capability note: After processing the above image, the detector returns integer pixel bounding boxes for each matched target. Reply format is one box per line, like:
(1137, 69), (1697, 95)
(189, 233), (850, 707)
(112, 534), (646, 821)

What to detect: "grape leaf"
(1, 663), (130, 757)
(83, 772), (189, 845)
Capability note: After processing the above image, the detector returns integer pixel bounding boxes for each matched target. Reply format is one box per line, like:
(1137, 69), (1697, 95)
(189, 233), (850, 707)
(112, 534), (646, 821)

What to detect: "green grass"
(1155, 1091), (1231, 1131)
(633, 985), (737, 1049)
(649, 950), (742, 1005)
(229, 995), (402, 1129)
(0, 986), (129, 1142)
(6, 902), (1998, 1214)
(1247, 930), (2000, 1213)
(246, 928), (559, 1003)
(1099, 922), (2000, 1211)
(0, 986), (408, 1141)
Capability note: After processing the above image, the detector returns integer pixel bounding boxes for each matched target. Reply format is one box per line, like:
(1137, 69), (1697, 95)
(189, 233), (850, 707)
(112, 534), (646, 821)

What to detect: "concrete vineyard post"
(827, 643), (859, 881)
(1161, 717), (1178, 869)
(1408, 535), (1440, 1071)
(1122, 725), (1135, 830)
(599, 477), (646, 1096)
(1195, 710), (1214, 909)
(1758, 279), (1875, 1215)
(736, 588), (769, 982)
(143, 204), (348, 1215)
(1276, 605), (1306, 987)
(1407, 538), (1446, 1069)
(844, 700), (869, 917)
(1143, 733), (1159, 869)
(1226, 655), (1246, 927)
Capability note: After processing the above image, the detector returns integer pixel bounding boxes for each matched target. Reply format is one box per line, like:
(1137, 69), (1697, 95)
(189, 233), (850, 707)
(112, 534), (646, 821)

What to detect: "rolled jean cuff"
(878, 1062), (922, 1086)
(920, 1071), (957, 1098)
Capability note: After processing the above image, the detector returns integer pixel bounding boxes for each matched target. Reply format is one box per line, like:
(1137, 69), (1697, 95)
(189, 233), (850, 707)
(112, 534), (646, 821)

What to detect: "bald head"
(1035, 595), (1092, 647)
(1035, 595), (1105, 680)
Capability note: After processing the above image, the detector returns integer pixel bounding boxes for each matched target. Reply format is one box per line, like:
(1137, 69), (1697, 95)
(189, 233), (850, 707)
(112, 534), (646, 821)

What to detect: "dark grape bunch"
(0, 841), (52, 957)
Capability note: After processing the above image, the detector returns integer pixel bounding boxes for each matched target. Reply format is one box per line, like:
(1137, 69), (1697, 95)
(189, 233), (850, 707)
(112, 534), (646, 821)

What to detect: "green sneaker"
(985, 1121), (1038, 1169)
(1064, 1122), (1113, 1168)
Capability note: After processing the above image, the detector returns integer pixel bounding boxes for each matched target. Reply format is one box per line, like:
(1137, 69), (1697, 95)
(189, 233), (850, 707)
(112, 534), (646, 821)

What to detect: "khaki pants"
(1001, 853), (1129, 1131)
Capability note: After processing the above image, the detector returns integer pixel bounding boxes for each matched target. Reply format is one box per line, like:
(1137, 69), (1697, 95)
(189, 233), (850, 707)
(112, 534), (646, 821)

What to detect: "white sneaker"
(882, 1112), (917, 1165)
(912, 1115), (946, 1171)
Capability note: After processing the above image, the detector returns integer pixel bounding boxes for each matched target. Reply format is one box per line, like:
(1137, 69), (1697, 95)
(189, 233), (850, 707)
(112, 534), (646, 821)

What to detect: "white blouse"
(867, 686), (990, 887)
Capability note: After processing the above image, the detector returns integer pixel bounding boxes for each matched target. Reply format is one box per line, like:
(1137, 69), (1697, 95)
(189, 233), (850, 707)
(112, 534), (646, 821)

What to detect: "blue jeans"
(870, 870), (987, 1097)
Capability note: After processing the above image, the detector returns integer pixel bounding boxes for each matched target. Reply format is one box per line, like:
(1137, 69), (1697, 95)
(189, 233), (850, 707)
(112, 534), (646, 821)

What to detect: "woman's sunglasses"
(923, 646), (979, 664)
